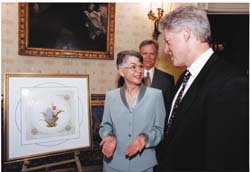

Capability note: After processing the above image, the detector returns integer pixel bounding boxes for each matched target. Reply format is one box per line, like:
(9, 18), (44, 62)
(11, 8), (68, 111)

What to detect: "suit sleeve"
(99, 92), (114, 139)
(204, 76), (248, 169)
(143, 91), (166, 148)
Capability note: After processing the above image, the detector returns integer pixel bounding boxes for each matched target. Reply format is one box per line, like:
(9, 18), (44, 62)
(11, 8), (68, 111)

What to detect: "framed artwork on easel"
(3, 73), (92, 162)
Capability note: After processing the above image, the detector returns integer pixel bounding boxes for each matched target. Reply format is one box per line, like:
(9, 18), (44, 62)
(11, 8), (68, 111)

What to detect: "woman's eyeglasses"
(123, 64), (144, 72)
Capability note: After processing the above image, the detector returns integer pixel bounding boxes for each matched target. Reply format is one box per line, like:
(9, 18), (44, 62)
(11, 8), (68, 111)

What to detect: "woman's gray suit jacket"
(99, 84), (166, 172)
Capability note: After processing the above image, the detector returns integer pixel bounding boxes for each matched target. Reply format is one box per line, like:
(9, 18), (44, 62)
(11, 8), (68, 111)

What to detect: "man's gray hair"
(160, 6), (211, 42)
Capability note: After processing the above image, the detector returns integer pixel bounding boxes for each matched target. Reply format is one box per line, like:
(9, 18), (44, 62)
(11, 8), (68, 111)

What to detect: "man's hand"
(100, 136), (117, 158)
(125, 135), (145, 158)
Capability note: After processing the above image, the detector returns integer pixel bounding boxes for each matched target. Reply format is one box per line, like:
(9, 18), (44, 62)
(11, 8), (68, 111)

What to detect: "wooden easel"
(21, 151), (83, 172)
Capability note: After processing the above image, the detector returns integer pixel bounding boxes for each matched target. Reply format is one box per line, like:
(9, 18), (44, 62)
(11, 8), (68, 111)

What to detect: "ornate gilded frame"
(18, 3), (115, 59)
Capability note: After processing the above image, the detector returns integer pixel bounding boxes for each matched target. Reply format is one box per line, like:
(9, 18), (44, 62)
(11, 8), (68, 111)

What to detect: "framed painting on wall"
(3, 73), (92, 162)
(18, 3), (115, 59)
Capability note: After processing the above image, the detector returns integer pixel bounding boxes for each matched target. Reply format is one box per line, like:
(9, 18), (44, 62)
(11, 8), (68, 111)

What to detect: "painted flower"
(41, 103), (64, 127)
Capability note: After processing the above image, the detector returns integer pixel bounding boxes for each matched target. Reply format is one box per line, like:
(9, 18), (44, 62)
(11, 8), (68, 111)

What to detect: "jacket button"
(128, 134), (131, 137)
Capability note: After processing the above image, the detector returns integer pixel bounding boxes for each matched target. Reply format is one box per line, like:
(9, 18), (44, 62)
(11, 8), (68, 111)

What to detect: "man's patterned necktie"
(166, 70), (191, 134)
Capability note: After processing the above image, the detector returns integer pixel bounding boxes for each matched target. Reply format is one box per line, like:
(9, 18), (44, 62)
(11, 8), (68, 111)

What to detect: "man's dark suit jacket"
(163, 53), (248, 171)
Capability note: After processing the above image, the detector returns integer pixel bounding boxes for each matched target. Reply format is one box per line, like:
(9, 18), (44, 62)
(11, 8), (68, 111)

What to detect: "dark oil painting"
(19, 3), (115, 59)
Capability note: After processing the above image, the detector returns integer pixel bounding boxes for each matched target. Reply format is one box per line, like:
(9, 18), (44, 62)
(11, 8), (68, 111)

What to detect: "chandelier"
(147, 3), (164, 40)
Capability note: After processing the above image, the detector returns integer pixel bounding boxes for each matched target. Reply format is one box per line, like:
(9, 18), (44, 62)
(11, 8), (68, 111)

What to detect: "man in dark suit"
(160, 6), (248, 171)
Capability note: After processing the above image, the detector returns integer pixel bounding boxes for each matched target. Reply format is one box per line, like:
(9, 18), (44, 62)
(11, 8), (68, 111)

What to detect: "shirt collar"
(188, 48), (214, 77)
(144, 67), (155, 77)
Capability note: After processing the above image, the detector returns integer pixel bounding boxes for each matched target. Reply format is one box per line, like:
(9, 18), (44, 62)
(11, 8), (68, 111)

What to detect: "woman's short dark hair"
(116, 50), (143, 69)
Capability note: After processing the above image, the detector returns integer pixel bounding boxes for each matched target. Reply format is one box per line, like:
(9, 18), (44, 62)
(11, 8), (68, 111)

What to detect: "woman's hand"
(100, 136), (117, 158)
(125, 135), (145, 158)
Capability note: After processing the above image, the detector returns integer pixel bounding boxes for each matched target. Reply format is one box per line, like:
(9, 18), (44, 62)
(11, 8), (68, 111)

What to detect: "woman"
(99, 50), (166, 172)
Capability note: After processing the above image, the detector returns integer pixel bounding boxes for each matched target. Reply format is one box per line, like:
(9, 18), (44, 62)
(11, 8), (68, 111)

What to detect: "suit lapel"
(151, 68), (159, 87)
(120, 86), (129, 109)
(120, 84), (146, 110)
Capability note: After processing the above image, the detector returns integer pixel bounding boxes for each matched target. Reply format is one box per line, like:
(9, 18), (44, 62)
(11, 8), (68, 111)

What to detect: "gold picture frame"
(18, 3), (115, 59)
